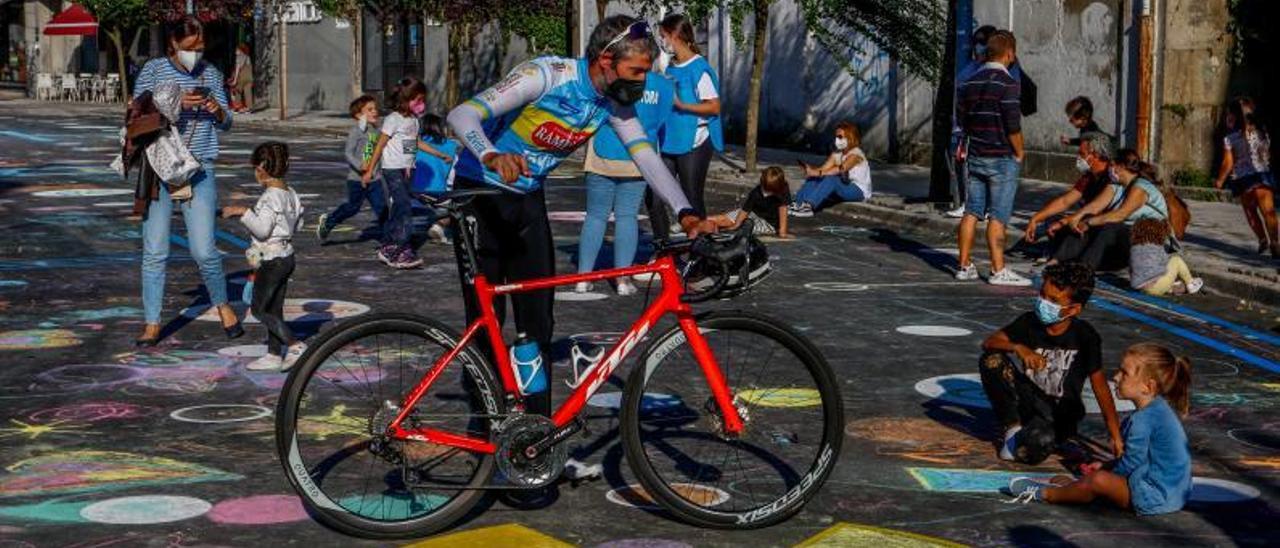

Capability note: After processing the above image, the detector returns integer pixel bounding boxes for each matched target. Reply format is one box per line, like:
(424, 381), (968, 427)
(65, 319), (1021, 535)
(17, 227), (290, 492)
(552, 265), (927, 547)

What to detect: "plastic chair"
(60, 74), (77, 101)
(105, 73), (121, 103)
(35, 73), (54, 101)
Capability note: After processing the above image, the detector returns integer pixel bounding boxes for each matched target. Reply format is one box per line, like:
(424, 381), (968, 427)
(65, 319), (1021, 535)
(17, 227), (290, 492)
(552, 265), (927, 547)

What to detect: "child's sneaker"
(393, 248), (423, 269)
(988, 268), (1033, 287)
(955, 263), (979, 281)
(1186, 277), (1204, 295)
(789, 203), (814, 218)
(377, 244), (397, 266)
(316, 213), (332, 241)
(616, 279), (638, 296)
(246, 353), (284, 371)
(574, 281), (593, 294)
(998, 425), (1022, 461)
(1005, 477), (1050, 504)
(281, 342), (308, 371)
(563, 457), (603, 482)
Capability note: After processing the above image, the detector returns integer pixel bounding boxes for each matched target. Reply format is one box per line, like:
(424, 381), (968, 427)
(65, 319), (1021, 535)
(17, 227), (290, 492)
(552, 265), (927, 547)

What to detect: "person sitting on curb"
(1051, 149), (1171, 272)
(979, 261), (1123, 465)
(1021, 132), (1117, 259)
(788, 122), (871, 217)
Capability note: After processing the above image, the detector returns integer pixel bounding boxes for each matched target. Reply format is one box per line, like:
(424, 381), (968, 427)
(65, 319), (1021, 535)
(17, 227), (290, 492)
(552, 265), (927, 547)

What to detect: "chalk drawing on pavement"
(796, 522), (963, 547)
(896, 325), (972, 337)
(206, 494), (309, 525)
(79, 495), (211, 525)
(32, 189), (133, 198)
(737, 388), (821, 408)
(555, 291), (609, 302)
(587, 392), (682, 411)
(914, 373), (1135, 413)
(402, 523), (570, 547)
(0, 451), (240, 498)
(605, 483), (729, 510)
(26, 401), (156, 423)
(182, 298), (370, 324)
(169, 405), (272, 424)
(0, 329), (81, 350)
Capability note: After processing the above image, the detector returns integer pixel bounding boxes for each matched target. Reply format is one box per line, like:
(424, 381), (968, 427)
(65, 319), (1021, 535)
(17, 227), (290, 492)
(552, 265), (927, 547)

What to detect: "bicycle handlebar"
(655, 219), (758, 303)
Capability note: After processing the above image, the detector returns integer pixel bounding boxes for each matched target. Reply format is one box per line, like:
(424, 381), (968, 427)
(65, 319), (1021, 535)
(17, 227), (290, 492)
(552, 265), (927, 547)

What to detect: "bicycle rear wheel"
(620, 312), (842, 528)
(276, 313), (503, 539)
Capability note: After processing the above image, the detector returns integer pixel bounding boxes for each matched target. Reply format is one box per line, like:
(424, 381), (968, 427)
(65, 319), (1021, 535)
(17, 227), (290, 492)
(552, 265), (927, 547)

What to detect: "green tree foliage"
(79, 0), (153, 102)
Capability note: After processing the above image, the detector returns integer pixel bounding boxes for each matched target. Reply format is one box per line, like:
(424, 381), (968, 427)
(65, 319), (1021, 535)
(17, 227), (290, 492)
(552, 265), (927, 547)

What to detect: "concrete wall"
(255, 15), (355, 114)
(1154, 0), (1233, 177)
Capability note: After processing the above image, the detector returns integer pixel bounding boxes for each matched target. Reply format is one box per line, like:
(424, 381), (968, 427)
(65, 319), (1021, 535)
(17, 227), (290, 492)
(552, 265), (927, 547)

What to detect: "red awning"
(43, 4), (98, 36)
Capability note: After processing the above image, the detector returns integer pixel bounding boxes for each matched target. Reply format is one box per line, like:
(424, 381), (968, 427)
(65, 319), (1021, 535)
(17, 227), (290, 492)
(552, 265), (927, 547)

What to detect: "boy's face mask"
(1035, 297), (1064, 325)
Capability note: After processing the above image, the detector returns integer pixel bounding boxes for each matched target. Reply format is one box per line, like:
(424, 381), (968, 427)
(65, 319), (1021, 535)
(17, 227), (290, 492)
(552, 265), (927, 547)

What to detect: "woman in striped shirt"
(133, 16), (241, 346)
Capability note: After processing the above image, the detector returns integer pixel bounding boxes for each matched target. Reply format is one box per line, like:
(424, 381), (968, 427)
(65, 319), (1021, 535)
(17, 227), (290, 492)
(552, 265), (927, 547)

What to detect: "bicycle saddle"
(418, 187), (506, 208)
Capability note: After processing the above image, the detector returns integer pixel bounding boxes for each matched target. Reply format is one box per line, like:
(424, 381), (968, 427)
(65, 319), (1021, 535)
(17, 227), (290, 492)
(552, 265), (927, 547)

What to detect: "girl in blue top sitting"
(1009, 342), (1193, 516)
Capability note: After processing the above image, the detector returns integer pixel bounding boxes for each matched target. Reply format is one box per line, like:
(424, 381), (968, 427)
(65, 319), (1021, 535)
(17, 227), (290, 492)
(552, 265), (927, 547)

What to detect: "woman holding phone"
(131, 16), (241, 346)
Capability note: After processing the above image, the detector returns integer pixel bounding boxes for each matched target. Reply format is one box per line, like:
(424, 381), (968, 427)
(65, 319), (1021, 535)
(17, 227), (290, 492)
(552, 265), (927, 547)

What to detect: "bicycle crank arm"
(523, 418), (584, 459)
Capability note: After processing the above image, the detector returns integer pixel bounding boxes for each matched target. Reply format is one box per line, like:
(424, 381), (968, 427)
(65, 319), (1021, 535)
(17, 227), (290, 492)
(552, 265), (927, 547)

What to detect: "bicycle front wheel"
(621, 312), (843, 529)
(276, 313), (503, 539)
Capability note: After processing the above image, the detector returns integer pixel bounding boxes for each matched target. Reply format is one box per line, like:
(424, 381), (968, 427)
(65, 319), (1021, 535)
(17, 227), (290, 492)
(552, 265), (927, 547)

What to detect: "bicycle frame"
(384, 255), (745, 454)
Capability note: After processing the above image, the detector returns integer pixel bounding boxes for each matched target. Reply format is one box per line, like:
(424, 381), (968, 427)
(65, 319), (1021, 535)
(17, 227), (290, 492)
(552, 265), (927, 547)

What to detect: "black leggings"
(1051, 223), (1131, 271)
(453, 177), (555, 417)
(978, 352), (1084, 465)
(647, 141), (712, 240)
(252, 255), (296, 354)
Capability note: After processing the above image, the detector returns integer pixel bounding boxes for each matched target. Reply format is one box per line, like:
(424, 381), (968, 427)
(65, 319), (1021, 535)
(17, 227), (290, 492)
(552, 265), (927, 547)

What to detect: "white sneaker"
(789, 203), (814, 218)
(247, 353), (283, 371)
(998, 425), (1021, 461)
(563, 457), (603, 482)
(281, 342), (308, 371)
(988, 268), (1033, 287)
(1006, 477), (1049, 503)
(1186, 277), (1204, 295)
(616, 279), (638, 296)
(945, 205), (966, 218)
(955, 263), (979, 281)
(574, 281), (593, 294)
(428, 223), (452, 245)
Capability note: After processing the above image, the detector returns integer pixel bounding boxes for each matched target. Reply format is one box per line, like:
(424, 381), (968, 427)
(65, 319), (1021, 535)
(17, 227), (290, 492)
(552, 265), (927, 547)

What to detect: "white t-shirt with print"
(673, 55), (719, 149)
(380, 112), (420, 170)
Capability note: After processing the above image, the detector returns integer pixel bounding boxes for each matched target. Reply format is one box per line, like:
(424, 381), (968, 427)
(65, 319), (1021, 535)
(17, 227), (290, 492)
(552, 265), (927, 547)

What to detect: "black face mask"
(606, 75), (646, 106)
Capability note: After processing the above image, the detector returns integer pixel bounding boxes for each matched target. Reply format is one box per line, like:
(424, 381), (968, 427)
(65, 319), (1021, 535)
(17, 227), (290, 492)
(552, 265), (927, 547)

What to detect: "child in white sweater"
(222, 142), (306, 371)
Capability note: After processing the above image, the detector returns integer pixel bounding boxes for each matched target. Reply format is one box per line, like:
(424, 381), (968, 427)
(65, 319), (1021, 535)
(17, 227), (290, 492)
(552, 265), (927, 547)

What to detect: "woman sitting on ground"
(1050, 149), (1169, 271)
(788, 122), (872, 217)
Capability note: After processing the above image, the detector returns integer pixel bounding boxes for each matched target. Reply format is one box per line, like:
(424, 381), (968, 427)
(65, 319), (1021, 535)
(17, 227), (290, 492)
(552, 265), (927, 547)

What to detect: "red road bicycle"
(276, 188), (843, 538)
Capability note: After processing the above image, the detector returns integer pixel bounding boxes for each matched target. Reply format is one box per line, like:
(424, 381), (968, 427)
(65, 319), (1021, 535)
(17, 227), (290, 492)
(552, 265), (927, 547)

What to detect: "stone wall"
(1155, 0), (1233, 177)
(255, 15), (355, 114)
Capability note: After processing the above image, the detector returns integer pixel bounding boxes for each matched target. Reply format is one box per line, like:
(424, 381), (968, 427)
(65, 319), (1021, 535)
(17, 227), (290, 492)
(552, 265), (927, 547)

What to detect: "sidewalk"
(703, 145), (1280, 306)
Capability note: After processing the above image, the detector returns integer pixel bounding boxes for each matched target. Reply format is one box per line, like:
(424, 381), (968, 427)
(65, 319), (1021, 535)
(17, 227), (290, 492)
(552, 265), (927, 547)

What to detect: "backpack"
(1161, 187), (1191, 240)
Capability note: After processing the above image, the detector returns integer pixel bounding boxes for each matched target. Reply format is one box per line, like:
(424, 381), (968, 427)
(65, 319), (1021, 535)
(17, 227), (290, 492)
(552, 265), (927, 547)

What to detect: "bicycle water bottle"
(510, 334), (546, 396)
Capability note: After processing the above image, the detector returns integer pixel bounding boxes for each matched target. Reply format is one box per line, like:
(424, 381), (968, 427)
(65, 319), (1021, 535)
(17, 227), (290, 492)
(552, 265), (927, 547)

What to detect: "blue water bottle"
(510, 333), (546, 396)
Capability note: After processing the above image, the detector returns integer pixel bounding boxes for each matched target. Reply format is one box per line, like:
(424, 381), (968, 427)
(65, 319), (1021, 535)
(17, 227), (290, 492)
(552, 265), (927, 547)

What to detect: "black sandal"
(223, 322), (245, 340)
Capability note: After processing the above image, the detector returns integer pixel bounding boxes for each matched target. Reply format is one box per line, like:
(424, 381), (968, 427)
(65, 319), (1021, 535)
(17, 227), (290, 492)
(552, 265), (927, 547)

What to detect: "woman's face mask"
(177, 49), (203, 71)
(834, 137), (848, 151)
(1075, 156), (1091, 174)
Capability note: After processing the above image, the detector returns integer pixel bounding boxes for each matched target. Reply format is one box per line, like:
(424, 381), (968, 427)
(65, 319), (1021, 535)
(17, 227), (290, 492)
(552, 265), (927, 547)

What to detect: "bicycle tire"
(620, 311), (842, 529)
(276, 313), (504, 539)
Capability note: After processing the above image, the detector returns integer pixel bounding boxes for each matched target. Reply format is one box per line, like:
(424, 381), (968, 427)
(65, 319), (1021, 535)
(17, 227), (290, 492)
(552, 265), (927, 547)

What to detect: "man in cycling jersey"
(446, 15), (716, 420)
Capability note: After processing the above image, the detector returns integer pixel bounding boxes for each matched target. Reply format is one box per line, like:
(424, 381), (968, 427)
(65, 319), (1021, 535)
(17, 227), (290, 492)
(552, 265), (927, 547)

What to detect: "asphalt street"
(0, 105), (1277, 547)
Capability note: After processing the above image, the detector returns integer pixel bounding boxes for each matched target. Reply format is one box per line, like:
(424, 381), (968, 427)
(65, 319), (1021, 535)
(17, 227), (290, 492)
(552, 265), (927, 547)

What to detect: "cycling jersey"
(448, 55), (692, 214)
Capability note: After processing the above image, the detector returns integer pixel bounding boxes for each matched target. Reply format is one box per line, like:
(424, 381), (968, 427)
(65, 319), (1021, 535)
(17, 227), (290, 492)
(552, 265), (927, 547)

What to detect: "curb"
(703, 175), (1280, 307)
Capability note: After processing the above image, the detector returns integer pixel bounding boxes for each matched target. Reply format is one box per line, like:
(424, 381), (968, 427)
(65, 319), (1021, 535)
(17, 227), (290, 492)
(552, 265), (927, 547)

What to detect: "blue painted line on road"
(1094, 297), (1280, 374)
(170, 234), (189, 249)
(0, 130), (55, 143)
(1098, 280), (1280, 347)
(214, 229), (250, 250)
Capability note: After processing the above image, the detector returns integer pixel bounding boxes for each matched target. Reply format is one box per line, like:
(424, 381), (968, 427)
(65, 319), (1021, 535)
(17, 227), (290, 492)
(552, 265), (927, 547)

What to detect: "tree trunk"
(279, 18), (288, 120)
(596, 0), (608, 24)
(107, 28), (128, 104)
(744, 0), (770, 172)
(446, 23), (466, 108)
(927, 0), (960, 204)
(351, 13), (362, 98)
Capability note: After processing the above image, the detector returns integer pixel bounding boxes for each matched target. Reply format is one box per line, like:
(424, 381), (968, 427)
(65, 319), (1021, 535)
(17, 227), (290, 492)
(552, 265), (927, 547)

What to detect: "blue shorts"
(964, 155), (1020, 225)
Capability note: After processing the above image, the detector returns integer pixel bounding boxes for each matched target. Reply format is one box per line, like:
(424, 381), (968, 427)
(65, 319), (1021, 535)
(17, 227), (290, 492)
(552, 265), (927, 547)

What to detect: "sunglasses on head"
(602, 21), (652, 55)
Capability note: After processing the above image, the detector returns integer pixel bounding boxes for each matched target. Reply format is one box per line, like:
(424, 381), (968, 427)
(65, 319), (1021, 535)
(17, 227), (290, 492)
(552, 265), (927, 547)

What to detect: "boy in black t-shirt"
(710, 166), (792, 237)
(979, 261), (1123, 464)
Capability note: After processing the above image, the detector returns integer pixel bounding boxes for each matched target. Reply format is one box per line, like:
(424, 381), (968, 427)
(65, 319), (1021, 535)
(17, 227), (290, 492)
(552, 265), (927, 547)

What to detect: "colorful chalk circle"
(895, 325), (973, 337)
(402, 524), (571, 548)
(913, 373), (1135, 413)
(595, 541), (693, 548)
(0, 450), (240, 498)
(737, 388), (822, 408)
(1227, 427), (1280, 451)
(207, 495), (310, 525)
(27, 401), (155, 423)
(79, 495), (211, 525)
(32, 188), (133, 198)
(606, 483), (730, 510)
(169, 404), (273, 424)
(555, 291), (609, 302)
(906, 467), (1058, 493)
(1189, 478), (1261, 503)
(0, 329), (81, 350)
(336, 492), (448, 520)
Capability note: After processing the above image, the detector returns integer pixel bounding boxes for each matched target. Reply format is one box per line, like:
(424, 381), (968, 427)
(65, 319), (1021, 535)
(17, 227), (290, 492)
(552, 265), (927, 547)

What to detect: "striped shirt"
(133, 58), (233, 160)
(957, 62), (1021, 157)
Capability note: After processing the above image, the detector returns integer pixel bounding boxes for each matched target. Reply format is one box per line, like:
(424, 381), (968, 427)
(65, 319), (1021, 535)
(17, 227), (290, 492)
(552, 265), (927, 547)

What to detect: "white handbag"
(146, 125), (202, 187)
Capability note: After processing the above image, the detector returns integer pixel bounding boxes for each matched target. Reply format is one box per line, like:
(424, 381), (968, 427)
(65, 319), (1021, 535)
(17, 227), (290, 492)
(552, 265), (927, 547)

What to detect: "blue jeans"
(141, 163), (227, 324)
(964, 155), (1020, 225)
(578, 173), (647, 273)
(795, 175), (865, 210)
(382, 168), (412, 247)
(325, 179), (386, 230)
